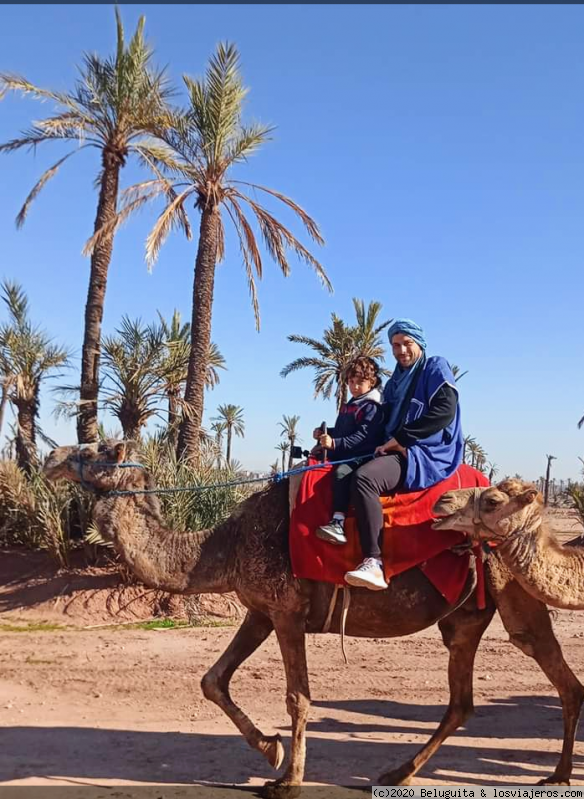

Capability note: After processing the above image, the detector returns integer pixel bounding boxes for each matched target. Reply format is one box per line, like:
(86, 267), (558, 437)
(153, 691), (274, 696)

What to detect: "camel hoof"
(537, 778), (570, 786)
(378, 766), (414, 786)
(260, 778), (302, 799)
(258, 734), (285, 770)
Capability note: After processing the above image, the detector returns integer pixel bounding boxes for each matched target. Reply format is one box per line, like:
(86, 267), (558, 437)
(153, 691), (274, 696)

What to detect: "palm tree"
(281, 298), (391, 411)
(279, 414), (301, 470)
(0, 348), (16, 438)
(210, 420), (227, 468)
(544, 454), (557, 506)
(451, 365), (468, 382)
(462, 435), (476, 465)
(205, 342), (227, 390)
(157, 310), (226, 448)
(157, 310), (189, 449)
(0, 281), (69, 473)
(211, 404), (245, 467)
(487, 461), (499, 482)
(275, 441), (290, 474)
(118, 43), (329, 462)
(475, 449), (487, 473)
(100, 316), (168, 440)
(1, 10), (172, 445)
(269, 460), (280, 476)
(466, 439), (483, 469)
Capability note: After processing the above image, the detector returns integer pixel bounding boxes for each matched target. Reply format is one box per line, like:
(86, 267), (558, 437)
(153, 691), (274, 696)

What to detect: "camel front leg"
(379, 600), (495, 785)
(262, 612), (310, 799)
(201, 610), (284, 769)
(495, 579), (584, 785)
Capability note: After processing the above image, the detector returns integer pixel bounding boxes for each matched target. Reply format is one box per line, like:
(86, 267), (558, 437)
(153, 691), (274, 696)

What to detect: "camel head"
(432, 478), (544, 542)
(43, 440), (145, 493)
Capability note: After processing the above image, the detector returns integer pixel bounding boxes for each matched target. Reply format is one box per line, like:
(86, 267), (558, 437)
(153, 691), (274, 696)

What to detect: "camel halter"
(72, 456), (145, 493)
(470, 487), (506, 544)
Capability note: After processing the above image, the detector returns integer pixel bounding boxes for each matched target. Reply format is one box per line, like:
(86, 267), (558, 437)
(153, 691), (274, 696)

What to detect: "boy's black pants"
(331, 453), (406, 559)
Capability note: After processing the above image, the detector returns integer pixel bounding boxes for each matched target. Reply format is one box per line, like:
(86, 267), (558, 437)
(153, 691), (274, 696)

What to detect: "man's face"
(391, 334), (422, 368)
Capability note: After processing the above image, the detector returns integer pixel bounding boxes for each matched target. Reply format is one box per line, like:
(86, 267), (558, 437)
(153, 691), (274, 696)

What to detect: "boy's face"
(348, 374), (374, 398)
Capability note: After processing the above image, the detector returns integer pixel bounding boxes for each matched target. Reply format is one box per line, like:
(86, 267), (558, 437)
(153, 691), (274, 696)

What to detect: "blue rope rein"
(79, 452), (377, 498)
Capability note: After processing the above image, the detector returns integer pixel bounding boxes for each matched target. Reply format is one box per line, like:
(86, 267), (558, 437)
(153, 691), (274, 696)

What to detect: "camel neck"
(94, 493), (235, 595)
(498, 522), (584, 611)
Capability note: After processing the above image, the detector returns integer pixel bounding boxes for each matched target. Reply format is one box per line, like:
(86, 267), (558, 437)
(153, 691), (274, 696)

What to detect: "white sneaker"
(315, 518), (347, 545)
(344, 558), (388, 591)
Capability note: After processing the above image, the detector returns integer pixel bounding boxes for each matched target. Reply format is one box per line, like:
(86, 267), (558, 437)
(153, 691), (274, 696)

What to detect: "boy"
(314, 356), (383, 545)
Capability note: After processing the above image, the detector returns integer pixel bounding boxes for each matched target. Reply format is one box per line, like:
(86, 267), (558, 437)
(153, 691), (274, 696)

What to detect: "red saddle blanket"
(290, 462), (489, 606)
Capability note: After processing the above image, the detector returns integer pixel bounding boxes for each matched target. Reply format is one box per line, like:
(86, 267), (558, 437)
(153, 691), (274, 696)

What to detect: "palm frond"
(0, 73), (78, 108)
(145, 187), (194, 269)
(16, 150), (80, 228)
(234, 180), (325, 245)
(223, 201), (260, 328)
(82, 190), (159, 256)
(235, 191), (331, 291)
(226, 123), (274, 165)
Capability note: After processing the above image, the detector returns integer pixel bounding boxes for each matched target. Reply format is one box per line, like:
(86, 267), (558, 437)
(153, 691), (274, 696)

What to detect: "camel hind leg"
(261, 611), (310, 799)
(495, 579), (584, 785)
(201, 609), (285, 770)
(378, 598), (496, 785)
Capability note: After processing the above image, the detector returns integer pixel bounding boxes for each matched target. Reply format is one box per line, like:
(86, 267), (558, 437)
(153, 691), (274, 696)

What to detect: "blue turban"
(387, 318), (427, 351)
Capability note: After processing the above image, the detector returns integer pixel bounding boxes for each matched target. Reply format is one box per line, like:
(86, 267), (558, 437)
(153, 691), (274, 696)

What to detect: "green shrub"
(0, 460), (93, 566)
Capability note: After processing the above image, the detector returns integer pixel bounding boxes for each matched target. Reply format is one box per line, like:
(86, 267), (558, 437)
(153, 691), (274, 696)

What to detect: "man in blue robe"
(344, 319), (463, 590)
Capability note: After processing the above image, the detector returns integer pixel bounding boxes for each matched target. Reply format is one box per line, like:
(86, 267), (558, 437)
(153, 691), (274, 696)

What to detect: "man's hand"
(319, 434), (334, 450)
(375, 438), (407, 457)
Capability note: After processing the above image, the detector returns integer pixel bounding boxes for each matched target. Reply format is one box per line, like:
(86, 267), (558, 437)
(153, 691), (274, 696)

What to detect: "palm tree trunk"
(226, 426), (232, 468)
(336, 380), (348, 413)
(15, 392), (39, 474)
(167, 390), (180, 450)
(77, 147), (123, 445)
(0, 382), (9, 438)
(287, 435), (295, 470)
(118, 412), (141, 442)
(178, 206), (220, 463)
(544, 456), (555, 506)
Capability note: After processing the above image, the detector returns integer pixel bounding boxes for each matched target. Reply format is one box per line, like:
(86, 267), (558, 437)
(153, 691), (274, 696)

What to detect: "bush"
(0, 461), (93, 567)
(568, 484), (584, 528)
(139, 436), (259, 532)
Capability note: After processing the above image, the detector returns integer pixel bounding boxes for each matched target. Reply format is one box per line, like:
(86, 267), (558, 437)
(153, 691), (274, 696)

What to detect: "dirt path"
(2, 613), (584, 789)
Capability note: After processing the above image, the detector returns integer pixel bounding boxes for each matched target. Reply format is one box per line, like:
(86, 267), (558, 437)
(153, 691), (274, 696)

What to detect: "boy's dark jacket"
(327, 387), (383, 461)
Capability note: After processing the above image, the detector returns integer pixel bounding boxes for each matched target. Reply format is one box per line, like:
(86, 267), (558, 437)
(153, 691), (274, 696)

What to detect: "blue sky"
(1, 4), (583, 481)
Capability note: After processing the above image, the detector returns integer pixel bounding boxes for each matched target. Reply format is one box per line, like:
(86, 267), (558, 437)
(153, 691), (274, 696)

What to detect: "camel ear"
(113, 443), (126, 464)
(520, 488), (539, 506)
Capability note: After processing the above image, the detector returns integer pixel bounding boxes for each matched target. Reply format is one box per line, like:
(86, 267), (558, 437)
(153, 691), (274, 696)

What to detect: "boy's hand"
(319, 434), (334, 450)
(312, 427), (323, 440)
(375, 438), (407, 457)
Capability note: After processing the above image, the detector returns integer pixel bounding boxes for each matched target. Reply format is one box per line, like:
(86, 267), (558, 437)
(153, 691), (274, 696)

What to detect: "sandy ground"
(1, 508), (584, 791)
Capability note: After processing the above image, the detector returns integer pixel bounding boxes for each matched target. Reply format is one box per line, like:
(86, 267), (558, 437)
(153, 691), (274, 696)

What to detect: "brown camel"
(43, 443), (584, 794)
(433, 477), (584, 611)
